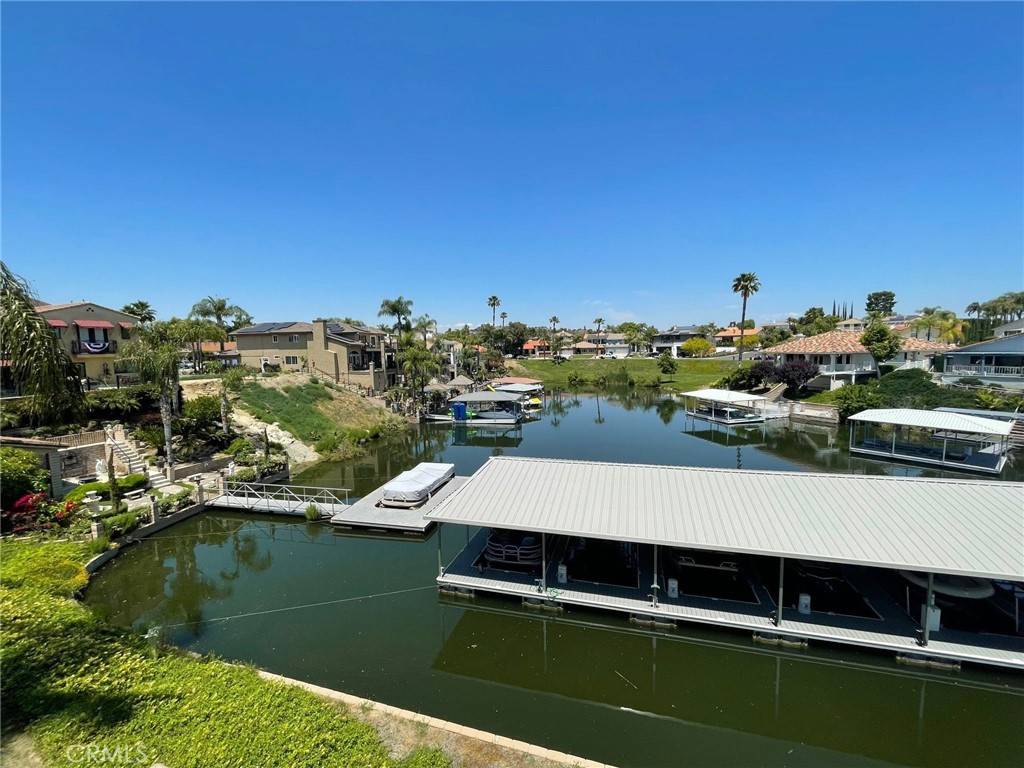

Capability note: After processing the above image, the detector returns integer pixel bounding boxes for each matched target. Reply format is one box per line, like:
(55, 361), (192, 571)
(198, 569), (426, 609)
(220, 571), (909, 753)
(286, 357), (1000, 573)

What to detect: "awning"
(848, 408), (1014, 437)
(679, 388), (766, 404)
(450, 391), (522, 404)
(118, 321), (134, 329)
(46, 318), (68, 328)
(74, 319), (115, 329)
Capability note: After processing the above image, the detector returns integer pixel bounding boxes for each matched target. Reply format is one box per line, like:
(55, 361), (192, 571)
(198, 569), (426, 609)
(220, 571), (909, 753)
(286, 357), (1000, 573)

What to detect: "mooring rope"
(152, 584), (437, 631)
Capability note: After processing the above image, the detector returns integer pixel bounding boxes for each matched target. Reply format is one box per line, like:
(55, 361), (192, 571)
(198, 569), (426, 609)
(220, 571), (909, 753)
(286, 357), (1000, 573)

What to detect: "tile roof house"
(940, 333), (1024, 390)
(523, 338), (550, 357)
(714, 326), (761, 344)
(651, 326), (702, 357)
(763, 331), (953, 390)
(33, 301), (140, 386)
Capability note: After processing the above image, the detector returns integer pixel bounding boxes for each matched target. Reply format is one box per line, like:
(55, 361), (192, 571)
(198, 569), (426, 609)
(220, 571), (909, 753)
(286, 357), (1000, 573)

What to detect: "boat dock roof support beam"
(651, 544), (660, 608)
(437, 522), (444, 576)
(775, 557), (785, 627)
(919, 572), (935, 647)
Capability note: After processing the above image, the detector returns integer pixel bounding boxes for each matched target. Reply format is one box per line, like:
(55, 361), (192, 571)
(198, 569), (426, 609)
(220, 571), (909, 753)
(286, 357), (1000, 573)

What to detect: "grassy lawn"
(1, 539), (449, 768)
(236, 374), (404, 455)
(515, 356), (740, 391)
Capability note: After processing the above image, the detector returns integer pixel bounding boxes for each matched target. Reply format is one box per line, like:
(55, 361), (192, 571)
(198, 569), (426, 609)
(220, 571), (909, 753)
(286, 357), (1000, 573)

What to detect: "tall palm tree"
(173, 317), (225, 373)
(549, 315), (559, 332)
(401, 344), (441, 405)
(593, 317), (604, 335)
(731, 272), (761, 361)
(119, 322), (188, 466)
(0, 261), (82, 422)
(413, 314), (434, 344)
(912, 307), (949, 341)
(487, 295), (501, 326)
(121, 300), (156, 323)
(964, 301), (982, 320)
(378, 297), (414, 349)
(499, 311), (508, 327)
(190, 296), (248, 352)
(937, 315), (966, 344)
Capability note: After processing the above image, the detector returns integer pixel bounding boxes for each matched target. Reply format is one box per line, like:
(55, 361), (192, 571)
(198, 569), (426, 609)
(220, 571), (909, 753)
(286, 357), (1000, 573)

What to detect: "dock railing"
(218, 481), (352, 507)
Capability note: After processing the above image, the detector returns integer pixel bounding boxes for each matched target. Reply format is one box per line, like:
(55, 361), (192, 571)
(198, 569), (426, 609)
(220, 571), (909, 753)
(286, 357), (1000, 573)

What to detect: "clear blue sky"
(3, 2), (1022, 330)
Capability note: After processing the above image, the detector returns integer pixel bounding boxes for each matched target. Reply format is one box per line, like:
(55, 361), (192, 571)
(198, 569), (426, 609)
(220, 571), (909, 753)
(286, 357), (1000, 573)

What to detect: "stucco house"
(34, 301), (140, 386)
(233, 322), (314, 371)
(651, 326), (703, 357)
(940, 334), (1024, 390)
(583, 331), (629, 357)
(763, 330), (952, 390)
(307, 320), (397, 390)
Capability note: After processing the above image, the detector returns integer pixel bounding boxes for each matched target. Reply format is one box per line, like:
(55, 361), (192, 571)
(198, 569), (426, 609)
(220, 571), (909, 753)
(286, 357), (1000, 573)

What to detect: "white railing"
(218, 481), (351, 507)
(817, 363), (876, 374)
(948, 364), (1024, 377)
(35, 429), (108, 448)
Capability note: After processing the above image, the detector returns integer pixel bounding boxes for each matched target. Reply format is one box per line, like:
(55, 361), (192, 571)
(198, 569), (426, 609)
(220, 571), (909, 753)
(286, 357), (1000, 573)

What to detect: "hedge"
(63, 473), (148, 503)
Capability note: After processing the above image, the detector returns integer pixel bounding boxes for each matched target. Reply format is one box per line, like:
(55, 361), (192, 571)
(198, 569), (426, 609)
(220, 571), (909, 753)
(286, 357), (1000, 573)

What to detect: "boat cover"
(381, 462), (456, 505)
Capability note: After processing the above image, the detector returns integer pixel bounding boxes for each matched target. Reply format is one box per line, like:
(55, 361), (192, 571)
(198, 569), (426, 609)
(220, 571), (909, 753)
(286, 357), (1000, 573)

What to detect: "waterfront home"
(583, 331), (630, 358)
(233, 322), (314, 371)
(940, 333), (1024, 390)
(847, 408), (1013, 474)
(33, 301), (139, 386)
(198, 340), (240, 366)
(651, 325), (703, 357)
(570, 340), (599, 356)
(763, 330), (951, 389)
(836, 317), (866, 332)
(714, 325), (761, 346)
(307, 320), (397, 390)
(523, 338), (550, 357)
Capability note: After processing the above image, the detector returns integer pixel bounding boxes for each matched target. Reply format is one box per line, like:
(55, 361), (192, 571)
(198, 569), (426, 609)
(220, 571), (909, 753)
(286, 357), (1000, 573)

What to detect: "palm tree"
(593, 317), (604, 335)
(912, 307), (949, 341)
(413, 314), (434, 344)
(218, 366), (248, 436)
(0, 262), (82, 422)
(119, 322), (188, 466)
(731, 272), (761, 361)
(487, 295), (501, 326)
(173, 317), (224, 373)
(549, 316), (560, 332)
(965, 301), (982, 320)
(378, 297), (414, 348)
(400, 343), (440, 405)
(937, 315), (966, 344)
(190, 296), (248, 352)
(499, 311), (508, 327)
(121, 300), (156, 323)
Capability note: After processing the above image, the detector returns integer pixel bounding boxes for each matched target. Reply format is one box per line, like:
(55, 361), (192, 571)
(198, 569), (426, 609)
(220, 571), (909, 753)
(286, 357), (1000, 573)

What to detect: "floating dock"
(329, 476), (469, 533)
(425, 456), (1024, 671)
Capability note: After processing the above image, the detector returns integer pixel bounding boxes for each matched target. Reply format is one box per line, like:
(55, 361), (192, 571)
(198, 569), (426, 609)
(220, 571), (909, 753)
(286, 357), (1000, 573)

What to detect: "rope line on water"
(153, 584), (437, 630)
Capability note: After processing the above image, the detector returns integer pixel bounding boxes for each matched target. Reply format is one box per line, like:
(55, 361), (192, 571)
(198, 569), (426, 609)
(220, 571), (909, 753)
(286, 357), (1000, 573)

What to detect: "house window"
(121, 326), (130, 340)
(369, 337), (376, 346)
(284, 356), (299, 365)
(272, 335), (279, 343)
(53, 327), (62, 339)
(288, 334), (298, 343)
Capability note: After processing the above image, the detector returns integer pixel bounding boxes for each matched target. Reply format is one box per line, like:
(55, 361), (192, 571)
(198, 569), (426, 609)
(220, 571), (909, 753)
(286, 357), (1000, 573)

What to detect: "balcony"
(72, 340), (117, 355)
(948, 364), (1024, 378)
(816, 362), (876, 374)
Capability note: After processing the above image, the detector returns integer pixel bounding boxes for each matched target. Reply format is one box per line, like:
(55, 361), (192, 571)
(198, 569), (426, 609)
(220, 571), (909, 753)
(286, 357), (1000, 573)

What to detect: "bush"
(226, 437), (253, 456)
(0, 447), (50, 511)
(567, 371), (587, 387)
(133, 424), (166, 452)
(182, 394), (221, 426)
(681, 337), (714, 358)
(155, 488), (193, 516)
(64, 473), (148, 504)
(833, 384), (884, 420)
(657, 351), (678, 374)
(105, 510), (143, 538)
(775, 359), (821, 391)
(305, 503), (320, 521)
(231, 466), (259, 482)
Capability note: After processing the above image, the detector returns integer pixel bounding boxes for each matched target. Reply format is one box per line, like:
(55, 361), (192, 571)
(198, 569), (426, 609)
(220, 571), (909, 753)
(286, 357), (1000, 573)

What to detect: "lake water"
(86, 390), (1024, 767)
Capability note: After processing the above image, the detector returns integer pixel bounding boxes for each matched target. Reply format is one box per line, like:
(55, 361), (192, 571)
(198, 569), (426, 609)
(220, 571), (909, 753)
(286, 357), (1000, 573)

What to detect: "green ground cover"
(516, 356), (740, 391)
(0, 539), (448, 768)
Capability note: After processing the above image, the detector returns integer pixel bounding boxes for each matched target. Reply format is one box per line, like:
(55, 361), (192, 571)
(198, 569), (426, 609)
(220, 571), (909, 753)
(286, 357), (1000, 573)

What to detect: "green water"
(86, 391), (1024, 767)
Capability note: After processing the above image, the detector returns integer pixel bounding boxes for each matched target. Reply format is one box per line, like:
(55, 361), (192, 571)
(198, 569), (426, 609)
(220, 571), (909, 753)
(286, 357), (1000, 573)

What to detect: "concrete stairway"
(1009, 419), (1024, 449)
(110, 439), (171, 489)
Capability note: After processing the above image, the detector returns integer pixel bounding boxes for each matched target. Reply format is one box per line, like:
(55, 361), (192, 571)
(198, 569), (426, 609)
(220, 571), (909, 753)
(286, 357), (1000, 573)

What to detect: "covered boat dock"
(426, 456), (1024, 670)
(847, 408), (1013, 474)
(679, 388), (769, 424)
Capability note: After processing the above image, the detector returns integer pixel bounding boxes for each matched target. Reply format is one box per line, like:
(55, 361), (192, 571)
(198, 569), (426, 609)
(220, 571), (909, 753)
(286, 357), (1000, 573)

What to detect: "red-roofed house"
(34, 301), (140, 386)
(523, 338), (550, 357)
(763, 330), (952, 389)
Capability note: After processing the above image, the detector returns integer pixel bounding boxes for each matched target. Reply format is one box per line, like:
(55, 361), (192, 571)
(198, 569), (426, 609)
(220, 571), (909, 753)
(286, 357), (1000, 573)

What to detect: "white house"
(763, 330), (952, 390)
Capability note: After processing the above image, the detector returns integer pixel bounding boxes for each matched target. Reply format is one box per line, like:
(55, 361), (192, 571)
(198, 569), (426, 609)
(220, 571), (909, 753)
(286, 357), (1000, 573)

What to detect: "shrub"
(0, 447), (50, 511)
(182, 394), (221, 426)
(657, 351), (678, 374)
(956, 376), (984, 387)
(681, 337), (714, 358)
(231, 467), (259, 483)
(87, 535), (111, 555)
(226, 437), (253, 456)
(775, 359), (820, 391)
(567, 371), (587, 387)
(833, 384), (884, 420)
(156, 488), (193, 516)
(305, 503), (320, 521)
(64, 473), (147, 504)
(105, 510), (143, 538)
(133, 425), (166, 453)
(3, 493), (80, 534)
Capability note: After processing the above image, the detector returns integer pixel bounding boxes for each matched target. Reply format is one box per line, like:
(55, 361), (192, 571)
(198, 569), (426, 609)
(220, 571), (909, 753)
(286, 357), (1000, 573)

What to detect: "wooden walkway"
(439, 530), (1024, 671)
(330, 477), (469, 533)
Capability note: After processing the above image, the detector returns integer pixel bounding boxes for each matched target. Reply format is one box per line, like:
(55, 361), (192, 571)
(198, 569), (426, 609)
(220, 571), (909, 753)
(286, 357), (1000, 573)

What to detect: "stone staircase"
(110, 438), (172, 490)
(1010, 418), (1024, 449)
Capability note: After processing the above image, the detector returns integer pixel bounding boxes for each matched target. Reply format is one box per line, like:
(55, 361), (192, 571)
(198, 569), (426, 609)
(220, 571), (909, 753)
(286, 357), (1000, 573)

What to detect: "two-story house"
(651, 326), (703, 357)
(307, 320), (397, 390)
(233, 322), (315, 371)
(583, 331), (630, 358)
(34, 302), (140, 386)
(763, 330), (952, 390)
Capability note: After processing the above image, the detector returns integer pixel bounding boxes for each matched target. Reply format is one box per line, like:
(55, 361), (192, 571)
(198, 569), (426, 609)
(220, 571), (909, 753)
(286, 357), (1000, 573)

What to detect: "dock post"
(437, 522), (444, 576)
(651, 544), (660, 608)
(540, 533), (547, 592)
(775, 557), (785, 626)
(919, 572), (935, 646)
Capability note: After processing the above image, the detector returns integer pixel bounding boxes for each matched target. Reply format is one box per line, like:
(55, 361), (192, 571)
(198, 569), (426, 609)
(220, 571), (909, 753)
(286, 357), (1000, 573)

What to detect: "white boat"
(899, 570), (995, 599)
(380, 462), (456, 508)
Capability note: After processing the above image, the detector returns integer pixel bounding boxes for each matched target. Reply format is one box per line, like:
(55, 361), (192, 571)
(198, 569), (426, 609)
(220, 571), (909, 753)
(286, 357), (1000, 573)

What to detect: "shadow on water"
(85, 390), (1024, 768)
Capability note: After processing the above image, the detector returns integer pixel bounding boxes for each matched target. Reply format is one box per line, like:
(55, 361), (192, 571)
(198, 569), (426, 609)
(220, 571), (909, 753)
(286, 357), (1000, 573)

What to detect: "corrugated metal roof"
(450, 391), (521, 403)
(679, 388), (766, 404)
(426, 456), (1024, 580)
(848, 408), (1014, 436)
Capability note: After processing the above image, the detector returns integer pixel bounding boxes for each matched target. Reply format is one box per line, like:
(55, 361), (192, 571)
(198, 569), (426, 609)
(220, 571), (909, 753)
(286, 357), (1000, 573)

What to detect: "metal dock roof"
(426, 456), (1024, 580)
(679, 388), (767, 403)
(848, 408), (1014, 436)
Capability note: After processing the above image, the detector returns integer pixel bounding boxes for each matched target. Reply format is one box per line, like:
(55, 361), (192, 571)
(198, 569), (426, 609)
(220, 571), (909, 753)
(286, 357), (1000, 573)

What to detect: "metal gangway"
(206, 481), (351, 517)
